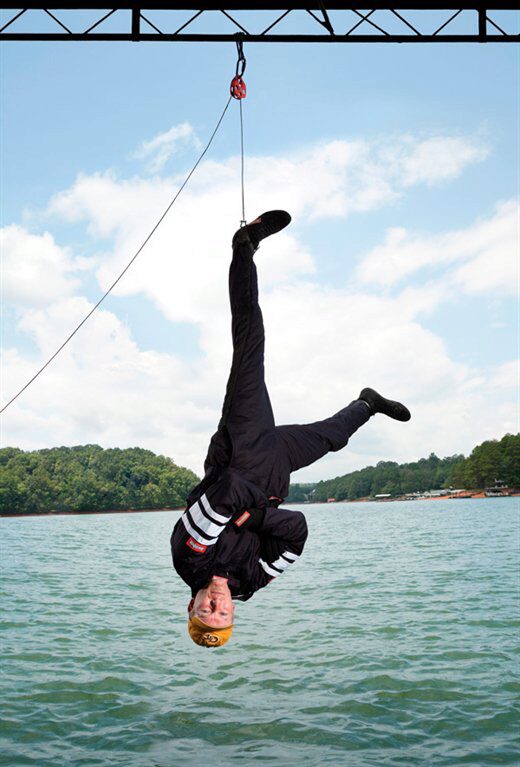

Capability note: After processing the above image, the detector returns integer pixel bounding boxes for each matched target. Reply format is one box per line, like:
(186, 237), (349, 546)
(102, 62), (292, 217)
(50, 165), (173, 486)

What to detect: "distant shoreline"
(339, 490), (520, 503)
(315, 491), (520, 505)
(0, 507), (185, 519)
(1, 494), (518, 518)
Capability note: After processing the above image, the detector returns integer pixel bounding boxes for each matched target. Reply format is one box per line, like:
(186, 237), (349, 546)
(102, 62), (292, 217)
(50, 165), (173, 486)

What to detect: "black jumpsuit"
(171, 228), (371, 601)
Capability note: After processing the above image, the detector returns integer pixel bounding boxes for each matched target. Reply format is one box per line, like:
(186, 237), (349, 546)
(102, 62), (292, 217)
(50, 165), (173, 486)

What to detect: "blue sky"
(1, 9), (518, 481)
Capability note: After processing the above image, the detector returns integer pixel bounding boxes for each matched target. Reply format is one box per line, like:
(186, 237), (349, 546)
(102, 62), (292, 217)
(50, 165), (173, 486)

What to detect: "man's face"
(188, 576), (235, 628)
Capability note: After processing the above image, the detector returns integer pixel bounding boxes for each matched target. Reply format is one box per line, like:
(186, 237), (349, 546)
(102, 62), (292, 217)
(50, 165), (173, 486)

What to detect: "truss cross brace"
(0, 4), (519, 43)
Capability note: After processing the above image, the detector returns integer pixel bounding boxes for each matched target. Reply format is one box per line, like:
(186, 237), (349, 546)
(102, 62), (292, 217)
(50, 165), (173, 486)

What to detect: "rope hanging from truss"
(230, 38), (248, 226)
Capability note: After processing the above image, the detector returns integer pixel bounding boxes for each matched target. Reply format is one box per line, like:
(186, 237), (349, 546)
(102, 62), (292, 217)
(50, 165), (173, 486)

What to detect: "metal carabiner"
(231, 38), (247, 99)
(235, 38), (246, 78)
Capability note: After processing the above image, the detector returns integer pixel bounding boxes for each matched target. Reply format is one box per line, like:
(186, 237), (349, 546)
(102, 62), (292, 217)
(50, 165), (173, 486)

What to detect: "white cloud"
(47, 171), (176, 240)
(399, 136), (488, 187)
(485, 359), (519, 392)
(49, 132), (487, 235)
(3, 267), (512, 480)
(2, 131), (514, 483)
(2, 297), (210, 470)
(356, 199), (519, 296)
(43, 132), (489, 322)
(133, 122), (201, 173)
(0, 225), (85, 307)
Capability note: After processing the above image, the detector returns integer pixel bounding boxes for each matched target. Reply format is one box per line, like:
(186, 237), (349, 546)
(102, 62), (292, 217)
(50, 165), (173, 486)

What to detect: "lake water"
(1, 498), (519, 767)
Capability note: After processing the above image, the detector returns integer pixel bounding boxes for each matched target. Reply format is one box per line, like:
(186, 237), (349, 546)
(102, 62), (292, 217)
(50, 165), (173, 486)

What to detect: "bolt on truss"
(0, 4), (519, 43)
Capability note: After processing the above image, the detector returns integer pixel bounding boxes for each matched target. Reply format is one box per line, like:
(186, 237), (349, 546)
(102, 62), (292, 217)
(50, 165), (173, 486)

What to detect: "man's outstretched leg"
(276, 390), (411, 474)
(203, 211), (291, 476)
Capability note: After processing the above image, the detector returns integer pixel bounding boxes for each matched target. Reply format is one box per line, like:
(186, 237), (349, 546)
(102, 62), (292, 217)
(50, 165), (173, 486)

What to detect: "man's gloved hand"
(231, 506), (266, 531)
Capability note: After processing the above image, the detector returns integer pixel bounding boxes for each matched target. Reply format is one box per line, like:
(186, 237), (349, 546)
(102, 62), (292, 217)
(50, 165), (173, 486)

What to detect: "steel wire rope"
(0, 96), (233, 414)
(239, 97), (246, 226)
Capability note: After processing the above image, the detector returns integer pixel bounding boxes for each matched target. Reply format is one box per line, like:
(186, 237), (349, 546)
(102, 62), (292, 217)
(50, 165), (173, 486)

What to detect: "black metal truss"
(0, 4), (519, 43)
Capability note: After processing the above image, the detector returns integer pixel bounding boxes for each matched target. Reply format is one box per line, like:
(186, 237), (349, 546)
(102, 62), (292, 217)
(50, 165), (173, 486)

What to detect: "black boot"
(359, 387), (411, 422)
(234, 210), (291, 250)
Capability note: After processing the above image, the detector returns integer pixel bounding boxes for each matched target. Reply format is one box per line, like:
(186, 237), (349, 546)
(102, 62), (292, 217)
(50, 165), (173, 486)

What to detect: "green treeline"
(1, 433), (518, 515)
(0, 445), (200, 515)
(287, 433), (520, 503)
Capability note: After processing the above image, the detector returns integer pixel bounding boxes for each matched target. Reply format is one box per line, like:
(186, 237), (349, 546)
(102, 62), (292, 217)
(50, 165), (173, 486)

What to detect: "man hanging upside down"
(170, 211), (411, 648)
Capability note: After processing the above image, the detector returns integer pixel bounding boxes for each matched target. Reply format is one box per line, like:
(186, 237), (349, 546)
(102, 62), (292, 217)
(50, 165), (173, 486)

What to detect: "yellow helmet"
(188, 616), (233, 648)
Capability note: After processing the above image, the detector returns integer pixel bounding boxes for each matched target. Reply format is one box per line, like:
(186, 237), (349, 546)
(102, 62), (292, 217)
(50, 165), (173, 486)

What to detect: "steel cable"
(1, 96), (233, 414)
(239, 97), (246, 226)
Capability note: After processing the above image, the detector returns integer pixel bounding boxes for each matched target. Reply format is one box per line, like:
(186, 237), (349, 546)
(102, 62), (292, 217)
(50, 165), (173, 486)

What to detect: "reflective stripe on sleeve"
(199, 493), (230, 525)
(181, 494), (231, 546)
(259, 558), (283, 578)
(270, 556), (291, 572)
(259, 549), (300, 578)
(181, 513), (218, 546)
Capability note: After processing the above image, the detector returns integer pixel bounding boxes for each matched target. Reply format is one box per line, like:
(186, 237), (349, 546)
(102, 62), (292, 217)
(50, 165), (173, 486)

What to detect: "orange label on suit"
(234, 511), (251, 527)
(186, 537), (207, 553)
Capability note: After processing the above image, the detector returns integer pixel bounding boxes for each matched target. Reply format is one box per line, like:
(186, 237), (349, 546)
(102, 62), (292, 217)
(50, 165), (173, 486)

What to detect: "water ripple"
(1, 500), (519, 767)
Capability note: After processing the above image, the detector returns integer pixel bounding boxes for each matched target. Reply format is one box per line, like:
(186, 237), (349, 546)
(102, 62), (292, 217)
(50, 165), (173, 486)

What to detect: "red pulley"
(230, 75), (246, 100)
